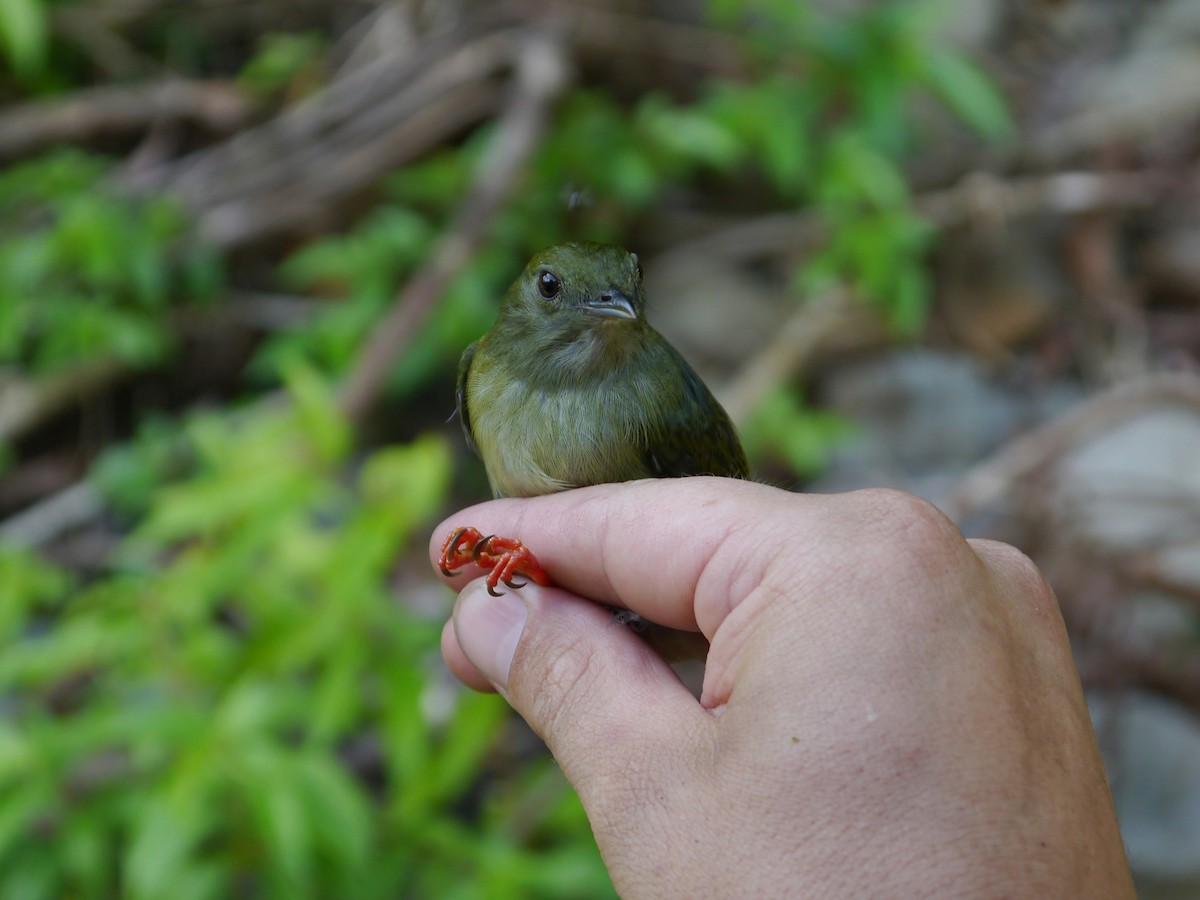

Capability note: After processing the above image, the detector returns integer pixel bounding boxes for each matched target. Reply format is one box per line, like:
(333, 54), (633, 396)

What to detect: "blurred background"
(1, 0), (1198, 896)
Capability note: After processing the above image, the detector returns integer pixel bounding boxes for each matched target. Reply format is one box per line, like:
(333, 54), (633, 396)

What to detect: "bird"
(437, 241), (748, 595)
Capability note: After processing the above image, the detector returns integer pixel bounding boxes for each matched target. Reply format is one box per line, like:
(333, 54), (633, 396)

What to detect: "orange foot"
(437, 526), (552, 597)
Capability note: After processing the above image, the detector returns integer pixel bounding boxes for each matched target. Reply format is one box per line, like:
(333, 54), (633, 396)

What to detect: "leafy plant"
(0, 0), (48, 80)
(0, 368), (612, 898)
(0, 3), (1018, 896)
(238, 31), (328, 97)
(256, 0), (1009, 410)
(0, 150), (223, 374)
(707, 0), (1009, 330)
(741, 386), (859, 478)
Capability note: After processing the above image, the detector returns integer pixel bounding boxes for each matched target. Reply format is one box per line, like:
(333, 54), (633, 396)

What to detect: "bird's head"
(497, 243), (646, 364)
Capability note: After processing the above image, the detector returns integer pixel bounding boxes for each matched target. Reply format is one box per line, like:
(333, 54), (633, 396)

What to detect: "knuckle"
(975, 539), (1042, 579)
(853, 488), (964, 556)
(972, 540), (1058, 608)
(846, 488), (979, 622)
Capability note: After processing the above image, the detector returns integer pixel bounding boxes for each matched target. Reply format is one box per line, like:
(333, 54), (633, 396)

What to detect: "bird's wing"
(456, 340), (480, 458)
(644, 352), (749, 480)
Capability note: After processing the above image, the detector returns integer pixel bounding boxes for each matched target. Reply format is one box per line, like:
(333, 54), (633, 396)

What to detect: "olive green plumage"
(457, 242), (748, 498)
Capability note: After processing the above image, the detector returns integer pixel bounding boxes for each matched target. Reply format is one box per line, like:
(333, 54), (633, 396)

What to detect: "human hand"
(431, 478), (1133, 898)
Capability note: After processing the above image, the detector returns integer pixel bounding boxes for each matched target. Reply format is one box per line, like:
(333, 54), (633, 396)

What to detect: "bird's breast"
(468, 375), (652, 498)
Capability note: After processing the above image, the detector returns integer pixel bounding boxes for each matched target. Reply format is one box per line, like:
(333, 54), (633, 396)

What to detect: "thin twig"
(0, 359), (128, 446)
(195, 82), (502, 248)
(0, 81), (257, 163)
(122, 23), (522, 249)
(657, 169), (1178, 269)
(1022, 61), (1200, 166)
(0, 482), (103, 548)
(51, 0), (168, 78)
(946, 372), (1200, 522)
(716, 288), (886, 425)
(338, 27), (569, 422)
(917, 169), (1172, 227)
(555, 1), (744, 77)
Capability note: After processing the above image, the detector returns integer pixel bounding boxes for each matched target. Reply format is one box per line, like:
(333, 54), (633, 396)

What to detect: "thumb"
(447, 578), (711, 809)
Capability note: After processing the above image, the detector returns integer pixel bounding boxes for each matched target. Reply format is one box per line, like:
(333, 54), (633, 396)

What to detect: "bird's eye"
(537, 270), (561, 299)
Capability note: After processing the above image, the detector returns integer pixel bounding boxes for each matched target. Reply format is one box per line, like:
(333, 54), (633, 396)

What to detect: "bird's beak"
(581, 289), (637, 320)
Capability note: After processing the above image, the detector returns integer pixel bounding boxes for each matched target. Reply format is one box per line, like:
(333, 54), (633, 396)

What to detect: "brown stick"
(716, 288), (887, 425)
(337, 27), (569, 423)
(120, 22), (524, 250)
(0, 359), (129, 446)
(657, 169), (1177, 268)
(945, 372), (1200, 522)
(0, 81), (257, 163)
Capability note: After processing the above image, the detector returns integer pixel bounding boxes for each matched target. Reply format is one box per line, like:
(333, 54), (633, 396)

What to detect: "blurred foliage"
(0, 0), (1011, 896)
(253, 0), (1006, 464)
(1, 369), (610, 898)
(0, 0), (48, 81)
(238, 31), (328, 98)
(741, 387), (859, 479)
(0, 151), (222, 373)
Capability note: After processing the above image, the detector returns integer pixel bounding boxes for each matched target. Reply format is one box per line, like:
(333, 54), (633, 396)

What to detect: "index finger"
(428, 477), (804, 634)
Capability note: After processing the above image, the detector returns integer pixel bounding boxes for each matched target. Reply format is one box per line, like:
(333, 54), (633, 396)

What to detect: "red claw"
(437, 526), (552, 596)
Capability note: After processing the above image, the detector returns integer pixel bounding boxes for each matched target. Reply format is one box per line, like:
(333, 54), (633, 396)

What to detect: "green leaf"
(638, 99), (745, 172)
(757, 100), (811, 195)
(304, 650), (357, 745)
(742, 387), (856, 478)
(0, 776), (50, 860)
(60, 814), (107, 896)
(125, 797), (211, 900)
(381, 661), (429, 798)
(920, 51), (1013, 139)
(357, 435), (451, 528)
(0, 548), (70, 639)
(260, 772), (313, 893)
(239, 31), (326, 95)
(425, 692), (508, 804)
(888, 262), (930, 335)
(0, 850), (59, 900)
(294, 753), (373, 869)
(821, 132), (908, 208)
(0, 0), (47, 78)
(607, 148), (660, 209)
(284, 362), (350, 464)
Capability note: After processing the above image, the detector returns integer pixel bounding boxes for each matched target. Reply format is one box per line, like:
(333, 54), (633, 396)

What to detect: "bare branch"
(716, 288), (887, 425)
(120, 23), (523, 249)
(0, 81), (257, 163)
(0, 483), (104, 549)
(946, 372), (1200, 522)
(0, 360), (128, 447)
(338, 27), (570, 422)
(659, 169), (1179, 268)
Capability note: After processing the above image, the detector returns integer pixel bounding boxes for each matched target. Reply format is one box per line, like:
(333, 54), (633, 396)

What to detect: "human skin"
(430, 478), (1135, 898)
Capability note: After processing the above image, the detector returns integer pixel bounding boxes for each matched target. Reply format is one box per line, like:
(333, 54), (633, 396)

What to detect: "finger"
(440, 616), (495, 693)
(429, 477), (800, 633)
(446, 578), (712, 812)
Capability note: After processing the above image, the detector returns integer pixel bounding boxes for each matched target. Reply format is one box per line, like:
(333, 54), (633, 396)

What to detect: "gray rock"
(1091, 691), (1200, 889)
(1054, 409), (1200, 584)
(812, 350), (1080, 511)
(823, 350), (1022, 471)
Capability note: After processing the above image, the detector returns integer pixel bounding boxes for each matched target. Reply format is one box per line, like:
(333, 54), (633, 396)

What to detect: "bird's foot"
(437, 526), (552, 596)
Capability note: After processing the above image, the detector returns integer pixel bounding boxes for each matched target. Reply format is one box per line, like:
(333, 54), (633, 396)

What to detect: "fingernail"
(454, 581), (529, 689)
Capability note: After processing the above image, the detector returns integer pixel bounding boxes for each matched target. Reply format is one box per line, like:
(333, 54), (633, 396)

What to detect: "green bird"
(438, 241), (747, 593)
(459, 241), (748, 497)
